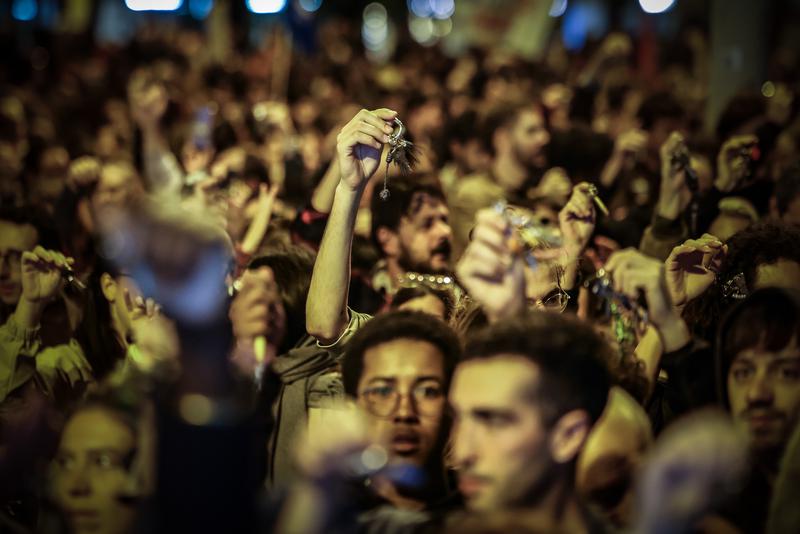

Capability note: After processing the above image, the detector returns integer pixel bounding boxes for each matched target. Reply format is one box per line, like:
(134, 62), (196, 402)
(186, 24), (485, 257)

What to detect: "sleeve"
(315, 308), (372, 354)
(639, 214), (688, 262)
(647, 338), (717, 434)
(307, 370), (344, 409)
(0, 314), (41, 403)
(143, 145), (185, 198)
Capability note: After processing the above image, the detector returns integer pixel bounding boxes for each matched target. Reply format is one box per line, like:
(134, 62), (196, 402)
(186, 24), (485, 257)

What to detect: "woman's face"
(50, 408), (138, 534)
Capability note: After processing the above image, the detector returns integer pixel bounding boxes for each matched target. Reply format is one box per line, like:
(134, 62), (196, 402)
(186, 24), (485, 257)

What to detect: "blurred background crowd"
(1, 0), (800, 533)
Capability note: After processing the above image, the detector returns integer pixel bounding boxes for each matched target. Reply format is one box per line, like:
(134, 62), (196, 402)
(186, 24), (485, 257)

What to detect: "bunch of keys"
(493, 200), (562, 269)
(379, 118), (418, 201)
(584, 268), (649, 350)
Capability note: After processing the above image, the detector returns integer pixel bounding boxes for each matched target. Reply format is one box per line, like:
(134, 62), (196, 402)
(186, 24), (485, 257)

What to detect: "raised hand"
(67, 156), (101, 192)
(665, 234), (727, 309)
(604, 248), (689, 352)
(657, 131), (691, 220)
(715, 135), (759, 193)
(456, 209), (526, 323)
(128, 71), (168, 133)
(20, 246), (73, 304)
(336, 108), (397, 191)
(560, 183), (597, 259)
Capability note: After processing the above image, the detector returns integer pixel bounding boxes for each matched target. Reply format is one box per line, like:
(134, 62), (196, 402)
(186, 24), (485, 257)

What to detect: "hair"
(775, 164), (800, 217)
(637, 91), (685, 130)
(683, 222), (800, 341)
(341, 310), (462, 397)
(0, 204), (58, 249)
(247, 245), (316, 354)
(463, 312), (612, 427)
(369, 173), (446, 251)
(716, 288), (800, 407)
(482, 101), (544, 157)
(74, 255), (126, 381)
(390, 284), (454, 322)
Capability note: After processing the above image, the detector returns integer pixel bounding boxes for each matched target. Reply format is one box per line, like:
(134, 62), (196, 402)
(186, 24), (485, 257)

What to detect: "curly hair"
(682, 222), (800, 341)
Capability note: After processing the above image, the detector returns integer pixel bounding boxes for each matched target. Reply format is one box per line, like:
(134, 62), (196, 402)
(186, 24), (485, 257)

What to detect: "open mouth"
(391, 432), (421, 456)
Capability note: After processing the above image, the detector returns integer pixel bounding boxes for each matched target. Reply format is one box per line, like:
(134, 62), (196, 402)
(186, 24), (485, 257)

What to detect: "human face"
(449, 356), (552, 511)
(50, 408), (138, 534)
(510, 109), (550, 169)
(91, 164), (139, 214)
(0, 220), (38, 306)
(524, 263), (567, 313)
(755, 259), (800, 291)
(397, 195), (452, 274)
(727, 339), (800, 455)
(356, 339), (447, 467)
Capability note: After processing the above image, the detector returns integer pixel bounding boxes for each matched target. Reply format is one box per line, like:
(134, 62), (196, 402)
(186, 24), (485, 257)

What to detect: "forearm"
(599, 153), (624, 189)
(310, 160), (341, 214)
(13, 299), (47, 331)
(142, 127), (184, 197)
(306, 182), (363, 343)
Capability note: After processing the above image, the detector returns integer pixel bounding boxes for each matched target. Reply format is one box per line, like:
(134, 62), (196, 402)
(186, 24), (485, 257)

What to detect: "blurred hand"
(657, 132), (691, 220)
(613, 129), (648, 157)
(605, 249), (675, 329)
(456, 209), (526, 323)
(229, 267), (282, 342)
(665, 234), (727, 309)
(67, 156), (101, 192)
(336, 108), (397, 191)
(20, 246), (73, 304)
(560, 183), (596, 258)
(715, 135), (759, 193)
(127, 294), (179, 373)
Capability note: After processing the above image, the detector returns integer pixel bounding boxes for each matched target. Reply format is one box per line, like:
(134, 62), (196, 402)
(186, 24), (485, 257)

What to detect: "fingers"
(564, 184), (595, 220)
(342, 120), (391, 145)
(23, 246), (74, 271)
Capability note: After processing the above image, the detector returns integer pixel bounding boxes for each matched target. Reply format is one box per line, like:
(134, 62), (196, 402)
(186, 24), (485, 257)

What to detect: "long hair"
(74, 257), (126, 381)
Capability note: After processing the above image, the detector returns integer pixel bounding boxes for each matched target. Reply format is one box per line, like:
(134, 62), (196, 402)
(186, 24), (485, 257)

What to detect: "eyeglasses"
(528, 288), (570, 313)
(360, 381), (445, 418)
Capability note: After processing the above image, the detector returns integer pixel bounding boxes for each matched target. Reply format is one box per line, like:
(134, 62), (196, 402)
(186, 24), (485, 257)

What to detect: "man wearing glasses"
(277, 311), (461, 533)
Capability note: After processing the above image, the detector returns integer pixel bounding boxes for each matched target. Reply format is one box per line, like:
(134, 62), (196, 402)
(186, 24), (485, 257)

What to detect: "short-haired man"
(447, 312), (612, 530)
(449, 101), (551, 258)
(306, 109), (454, 348)
(715, 288), (800, 532)
(0, 207), (44, 323)
(279, 310), (461, 532)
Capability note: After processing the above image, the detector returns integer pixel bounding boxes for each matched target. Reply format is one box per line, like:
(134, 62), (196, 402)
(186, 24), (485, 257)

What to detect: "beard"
(398, 239), (452, 275)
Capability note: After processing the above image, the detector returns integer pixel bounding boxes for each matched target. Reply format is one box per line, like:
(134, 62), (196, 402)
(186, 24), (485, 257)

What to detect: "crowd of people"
(1, 7), (800, 534)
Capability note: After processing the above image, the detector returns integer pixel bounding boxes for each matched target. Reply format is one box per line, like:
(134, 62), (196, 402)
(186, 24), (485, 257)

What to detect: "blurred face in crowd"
(91, 163), (141, 215)
(51, 407), (138, 534)
(727, 338), (800, 455)
(356, 338), (447, 467)
(449, 356), (556, 511)
(0, 220), (38, 307)
(525, 262), (568, 313)
(509, 108), (550, 169)
(395, 193), (452, 274)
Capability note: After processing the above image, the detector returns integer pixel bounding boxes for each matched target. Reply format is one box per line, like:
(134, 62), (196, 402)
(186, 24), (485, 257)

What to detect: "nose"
(67, 467), (92, 497)
(746, 370), (774, 406)
(450, 421), (476, 469)
(393, 392), (419, 422)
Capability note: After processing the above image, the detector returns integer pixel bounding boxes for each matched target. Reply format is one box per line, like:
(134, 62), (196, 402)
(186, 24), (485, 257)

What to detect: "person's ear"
(100, 273), (118, 303)
(548, 409), (591, 464)
(377, 227), (401, 258)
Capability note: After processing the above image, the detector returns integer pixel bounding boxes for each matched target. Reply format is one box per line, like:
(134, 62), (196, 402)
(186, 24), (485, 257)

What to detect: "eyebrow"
(367, 376), (443, 384)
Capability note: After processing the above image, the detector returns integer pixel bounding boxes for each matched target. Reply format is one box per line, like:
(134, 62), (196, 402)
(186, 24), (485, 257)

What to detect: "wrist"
(656, 197), (682, 220)
(335, 180), (365, 201)
(14, 298), (47, 330)
(656, 313), (690, 353)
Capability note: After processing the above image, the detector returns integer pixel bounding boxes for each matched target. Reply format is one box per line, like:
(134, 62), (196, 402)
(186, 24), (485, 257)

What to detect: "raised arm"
(305, 108), (397, 344)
